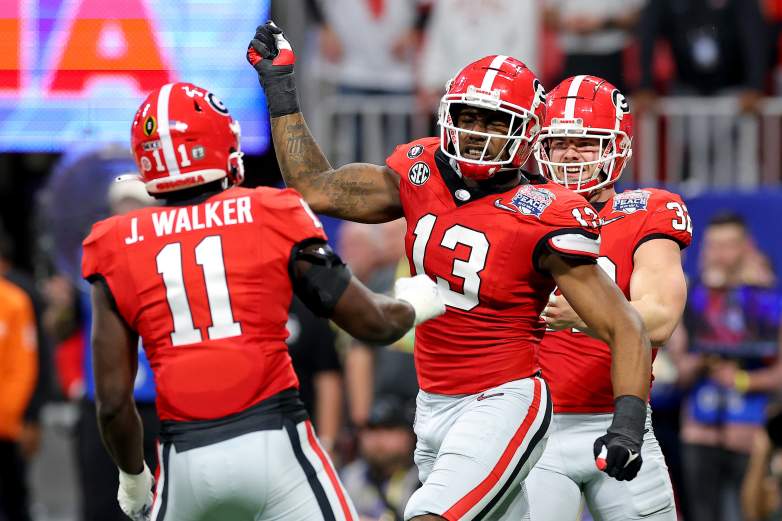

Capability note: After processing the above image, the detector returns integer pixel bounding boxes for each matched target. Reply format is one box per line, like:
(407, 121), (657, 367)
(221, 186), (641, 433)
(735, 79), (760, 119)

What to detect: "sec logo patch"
(408, 162), (430, 186)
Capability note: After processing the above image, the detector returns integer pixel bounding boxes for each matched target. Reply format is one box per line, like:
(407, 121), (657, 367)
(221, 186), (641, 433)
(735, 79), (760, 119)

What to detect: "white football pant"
(526, 406), (676, 521)
(150, 419), (358, 521)
(404, 375), (551, 520)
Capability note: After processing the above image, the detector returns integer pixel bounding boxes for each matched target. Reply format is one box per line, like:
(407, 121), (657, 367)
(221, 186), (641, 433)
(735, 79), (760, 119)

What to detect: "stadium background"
(1, 1), (781, 520)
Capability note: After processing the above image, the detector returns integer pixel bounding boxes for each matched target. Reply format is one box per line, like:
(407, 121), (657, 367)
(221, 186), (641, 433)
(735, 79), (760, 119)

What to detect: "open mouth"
(462, 145), (485, 159)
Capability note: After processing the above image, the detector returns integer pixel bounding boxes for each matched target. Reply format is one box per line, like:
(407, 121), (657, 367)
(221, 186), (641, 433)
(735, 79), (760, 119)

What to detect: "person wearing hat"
(341, 395), (420, 521)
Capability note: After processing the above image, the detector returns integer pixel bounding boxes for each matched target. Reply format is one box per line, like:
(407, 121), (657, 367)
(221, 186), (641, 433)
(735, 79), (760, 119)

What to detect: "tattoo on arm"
(271, 115), (401, 222)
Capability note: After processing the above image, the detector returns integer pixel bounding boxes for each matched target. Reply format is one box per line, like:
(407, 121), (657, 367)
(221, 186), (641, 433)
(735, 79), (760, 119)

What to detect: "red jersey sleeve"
(254, 187), (328, 246)
(635, 189), (693, 253)
(81, 217), (117, 282)
(81, 216), (138, 327)
(385, 137), (440, 181)
(521, 183), (602, 268)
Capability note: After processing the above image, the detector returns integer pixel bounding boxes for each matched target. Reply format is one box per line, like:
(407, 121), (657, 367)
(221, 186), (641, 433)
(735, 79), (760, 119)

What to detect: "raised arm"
(248, 22), (403, 223)
(271, 114), (402, 222)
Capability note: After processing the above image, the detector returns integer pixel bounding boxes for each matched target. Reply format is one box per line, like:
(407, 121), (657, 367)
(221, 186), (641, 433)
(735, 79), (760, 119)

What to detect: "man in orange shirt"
(0, 275), (37, 521)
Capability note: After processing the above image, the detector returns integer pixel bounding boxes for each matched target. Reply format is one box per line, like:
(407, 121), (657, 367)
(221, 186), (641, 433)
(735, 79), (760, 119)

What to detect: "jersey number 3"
(412, 214), (489, 311)
(156, 235), (241, 346)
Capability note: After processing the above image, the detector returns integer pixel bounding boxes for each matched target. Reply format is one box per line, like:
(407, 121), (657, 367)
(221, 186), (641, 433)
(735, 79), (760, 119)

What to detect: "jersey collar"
(434, 149), (545, 207)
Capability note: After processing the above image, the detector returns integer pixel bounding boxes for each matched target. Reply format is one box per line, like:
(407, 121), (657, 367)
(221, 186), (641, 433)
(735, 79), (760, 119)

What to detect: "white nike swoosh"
(494, 198), (518, 213)
(624, 449), (640, 467)
(601, 215), (627, 226)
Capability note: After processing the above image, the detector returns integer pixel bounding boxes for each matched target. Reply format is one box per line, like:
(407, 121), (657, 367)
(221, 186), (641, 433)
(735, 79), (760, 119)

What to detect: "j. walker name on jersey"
(124, 196), (254, 244)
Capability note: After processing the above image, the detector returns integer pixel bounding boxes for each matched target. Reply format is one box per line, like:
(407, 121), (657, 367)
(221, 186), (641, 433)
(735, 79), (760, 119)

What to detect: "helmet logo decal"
(407, 144), (424, 159)
(192, 145), (205, 160)
(408, 162), (430, 186)
(140, 156), (152, 172)
(143, 115), (157, 136)
(611, 89), (630, 120)
(182, 85), (205, 98)
(532, 79), (546, 109)
(206, 92), (229, 115)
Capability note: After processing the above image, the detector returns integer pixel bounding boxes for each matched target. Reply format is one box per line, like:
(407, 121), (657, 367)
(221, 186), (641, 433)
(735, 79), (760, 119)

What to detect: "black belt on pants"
(159, 388), (309, 452)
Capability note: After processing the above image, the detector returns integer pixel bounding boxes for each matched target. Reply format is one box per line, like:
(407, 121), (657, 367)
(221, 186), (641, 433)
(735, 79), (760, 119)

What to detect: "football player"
(82, 82), (446, 521)
(247, 22), (653, 521)
(527, 75), (692, 520)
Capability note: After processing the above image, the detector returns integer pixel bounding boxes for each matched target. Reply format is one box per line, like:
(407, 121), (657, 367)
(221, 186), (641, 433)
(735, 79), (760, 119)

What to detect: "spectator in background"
(306, 0), (428, 162)
(308, 0), (424, 95)
(742, 409), (782, 521)
(635, 0), (768, 113)
(542, 0), (645, 92)
(669, 212), (782, 521)
(286, 295), (343, 459)
(340, 394), (419, 521)
(0, 267), (37, 521)
(0, 224), (51, 462)
(417, 0), (540, 112)
(338, 220), (418, 430)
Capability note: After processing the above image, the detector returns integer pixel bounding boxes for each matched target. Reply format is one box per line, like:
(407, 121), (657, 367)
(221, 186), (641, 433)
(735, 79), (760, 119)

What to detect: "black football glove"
(246, 21), (299, 117)
(593, 395), (647, 481)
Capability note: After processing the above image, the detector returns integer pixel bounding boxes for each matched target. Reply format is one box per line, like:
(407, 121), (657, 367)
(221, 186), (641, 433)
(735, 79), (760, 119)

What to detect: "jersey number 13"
(412, 214), (489, 311)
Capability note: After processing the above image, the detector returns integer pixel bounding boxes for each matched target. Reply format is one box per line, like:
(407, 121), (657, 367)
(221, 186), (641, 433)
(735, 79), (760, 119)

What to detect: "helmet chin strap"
(584, 170), (614, 200)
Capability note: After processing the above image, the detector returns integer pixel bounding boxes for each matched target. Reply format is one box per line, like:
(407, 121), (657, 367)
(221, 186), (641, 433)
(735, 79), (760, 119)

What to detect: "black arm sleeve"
(289, 240), (352, 318)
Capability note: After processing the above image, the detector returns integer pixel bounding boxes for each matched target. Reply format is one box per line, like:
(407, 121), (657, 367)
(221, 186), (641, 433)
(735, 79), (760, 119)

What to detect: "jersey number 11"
(156, 235), (242, 346)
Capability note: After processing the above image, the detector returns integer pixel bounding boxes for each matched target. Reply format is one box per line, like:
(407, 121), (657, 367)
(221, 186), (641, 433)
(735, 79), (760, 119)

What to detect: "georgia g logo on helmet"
(532, 79), (546, 110)
(611, 89), (630, 119)
(206, 92), (230, 115)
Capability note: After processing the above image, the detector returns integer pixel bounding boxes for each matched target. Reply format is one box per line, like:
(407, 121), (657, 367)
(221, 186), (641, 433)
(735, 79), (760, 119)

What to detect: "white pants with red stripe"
(404, 376), (552, 520)
(150, 419), (358, 521)
(526, 406), (676, 521)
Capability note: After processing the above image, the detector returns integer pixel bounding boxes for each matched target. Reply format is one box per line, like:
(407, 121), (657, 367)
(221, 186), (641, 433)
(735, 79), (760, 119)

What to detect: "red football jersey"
(539, 188), (693, 413)
(82, 187), (327, 422)
(387, 138), (601, 395)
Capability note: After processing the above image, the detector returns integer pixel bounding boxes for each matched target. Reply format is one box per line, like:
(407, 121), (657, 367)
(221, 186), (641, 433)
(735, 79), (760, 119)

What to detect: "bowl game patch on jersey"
(509, 185), (556, 218)
(612, 189), (651, 214)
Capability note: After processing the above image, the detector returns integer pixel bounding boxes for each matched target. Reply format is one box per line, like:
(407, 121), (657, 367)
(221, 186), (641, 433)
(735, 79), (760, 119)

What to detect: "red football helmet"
(438, 55), (546, 180)
(130, 82), (245, 194)
(535, 75), (632, 194)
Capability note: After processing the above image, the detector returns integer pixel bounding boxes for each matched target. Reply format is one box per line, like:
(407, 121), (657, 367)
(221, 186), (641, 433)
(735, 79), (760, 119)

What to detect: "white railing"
(313, 93), (431, 166)
(635, 97), (782, 193)
(311, 92), (782, 192)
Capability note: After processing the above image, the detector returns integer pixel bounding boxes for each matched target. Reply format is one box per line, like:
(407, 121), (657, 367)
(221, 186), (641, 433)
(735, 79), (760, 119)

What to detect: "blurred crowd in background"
(2, 1), (782, 520)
